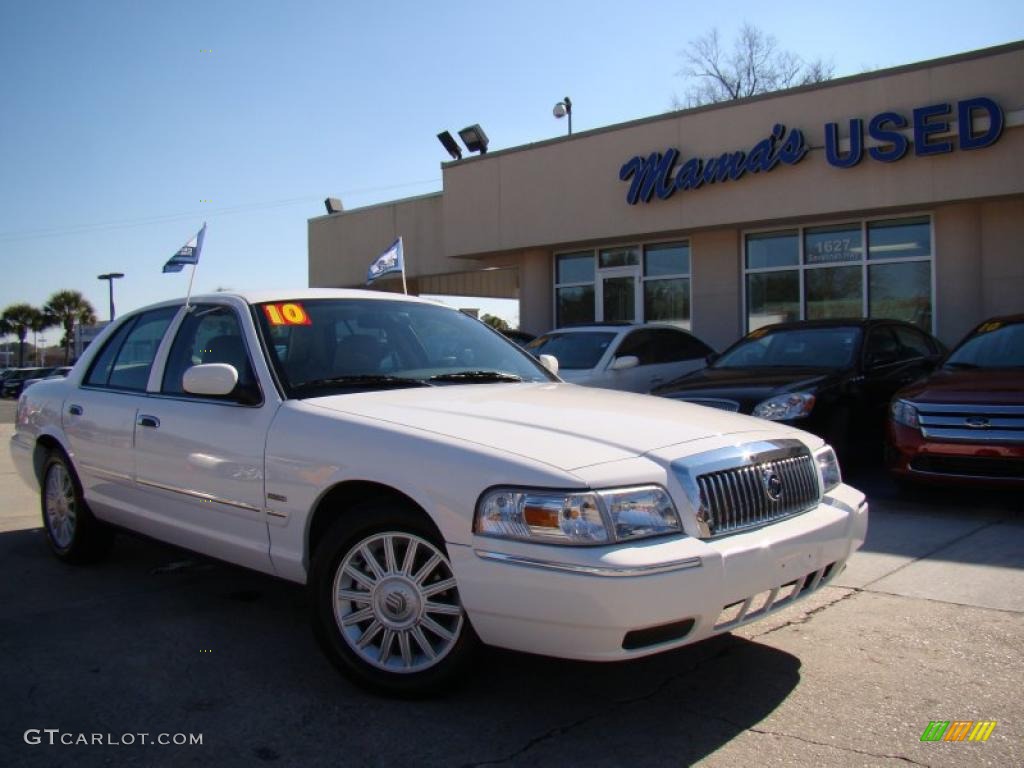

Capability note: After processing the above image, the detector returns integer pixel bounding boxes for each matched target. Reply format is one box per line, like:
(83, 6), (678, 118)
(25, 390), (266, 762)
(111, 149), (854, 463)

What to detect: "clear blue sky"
(1, 0), (1021, 334)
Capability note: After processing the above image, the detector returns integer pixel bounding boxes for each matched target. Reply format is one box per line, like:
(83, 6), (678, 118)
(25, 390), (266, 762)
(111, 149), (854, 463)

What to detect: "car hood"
(898, 368), (1024, 405)
(302, 382), (787, 471)
(653, 367), (839, 410)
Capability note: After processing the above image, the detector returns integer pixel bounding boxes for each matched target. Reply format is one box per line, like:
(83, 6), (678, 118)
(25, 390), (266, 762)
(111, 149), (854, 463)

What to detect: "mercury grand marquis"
(10, 289), (867, 695)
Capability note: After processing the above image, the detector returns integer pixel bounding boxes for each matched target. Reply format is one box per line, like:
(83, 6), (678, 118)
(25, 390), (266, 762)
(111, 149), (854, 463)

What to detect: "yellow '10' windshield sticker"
(263, 303), (312, 326)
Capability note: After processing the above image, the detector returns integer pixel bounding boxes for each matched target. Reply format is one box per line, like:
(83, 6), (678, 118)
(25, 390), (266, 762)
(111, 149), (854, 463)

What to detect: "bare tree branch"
(674, 23), (834, 108)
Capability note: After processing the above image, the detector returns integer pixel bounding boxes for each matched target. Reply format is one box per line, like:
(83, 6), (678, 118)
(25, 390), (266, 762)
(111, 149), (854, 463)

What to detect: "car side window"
(864, 326), (901, 367)
(893, 325), (933, 358)
(84, 318), (138, 387)
(162, 305), (258, 399)
(650, 329), (713, 363)
(615, 330), (658, 366)
(86, 307), (177, 391)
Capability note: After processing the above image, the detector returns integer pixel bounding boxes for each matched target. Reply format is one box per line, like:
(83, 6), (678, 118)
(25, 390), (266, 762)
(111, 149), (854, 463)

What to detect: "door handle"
(137, 415), (160, 429)
(68, 404), (83, 416)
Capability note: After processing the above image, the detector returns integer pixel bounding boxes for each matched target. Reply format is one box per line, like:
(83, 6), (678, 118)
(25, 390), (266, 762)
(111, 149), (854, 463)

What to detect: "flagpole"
(185, 262), (198, 309)
(400, 236), (407, 295)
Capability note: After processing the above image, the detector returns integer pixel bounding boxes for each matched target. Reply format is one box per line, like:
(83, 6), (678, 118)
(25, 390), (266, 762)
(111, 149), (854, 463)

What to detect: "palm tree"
(43, 290), (97, 364)
(1, 304), (45, 367)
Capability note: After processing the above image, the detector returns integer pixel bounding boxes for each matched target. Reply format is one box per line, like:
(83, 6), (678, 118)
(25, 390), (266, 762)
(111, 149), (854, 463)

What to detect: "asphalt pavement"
(0, 398), (1020, 767)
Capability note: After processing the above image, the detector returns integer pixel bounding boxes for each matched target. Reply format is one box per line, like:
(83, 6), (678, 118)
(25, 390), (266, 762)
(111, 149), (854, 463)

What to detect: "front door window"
(598, 268), (640, 323)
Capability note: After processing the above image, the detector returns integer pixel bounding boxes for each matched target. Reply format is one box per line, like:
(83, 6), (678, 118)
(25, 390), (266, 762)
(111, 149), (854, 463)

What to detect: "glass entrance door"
(597, 267), (641, 323)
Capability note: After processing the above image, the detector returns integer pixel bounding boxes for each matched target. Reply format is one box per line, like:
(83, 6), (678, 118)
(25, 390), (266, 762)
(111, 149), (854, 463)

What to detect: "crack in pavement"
(748, 586), (860, 639)
(458, 638), (745, 768)
(460, 584), (928, 767)
(745, 729), (937, 765)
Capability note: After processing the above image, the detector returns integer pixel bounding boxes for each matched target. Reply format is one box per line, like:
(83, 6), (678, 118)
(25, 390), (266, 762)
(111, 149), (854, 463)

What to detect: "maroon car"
(887, 315), (1023, 486)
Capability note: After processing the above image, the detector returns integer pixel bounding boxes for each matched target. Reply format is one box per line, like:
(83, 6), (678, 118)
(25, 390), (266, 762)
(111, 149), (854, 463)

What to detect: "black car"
(1, 367), (55, 398)
(652, 319), (945, 457)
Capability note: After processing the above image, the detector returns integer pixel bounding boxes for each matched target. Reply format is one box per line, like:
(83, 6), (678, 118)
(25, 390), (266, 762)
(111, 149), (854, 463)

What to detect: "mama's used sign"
(619, 97), (1003, 205)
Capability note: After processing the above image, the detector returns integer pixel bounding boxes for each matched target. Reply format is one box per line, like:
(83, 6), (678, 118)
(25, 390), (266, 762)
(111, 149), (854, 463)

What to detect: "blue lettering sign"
(620, 124), (807, 205)
(825, 120), (863, 168)
(957, 97), (1003, 150)
(913, 103), (953, 157)
(867, 112), (909, 163)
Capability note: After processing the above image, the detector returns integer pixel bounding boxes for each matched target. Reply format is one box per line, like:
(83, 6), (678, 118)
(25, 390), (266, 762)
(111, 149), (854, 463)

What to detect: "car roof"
(748, 318), (924, 333)
(123, 288), (451, 316)
(547, 323), (691, 334)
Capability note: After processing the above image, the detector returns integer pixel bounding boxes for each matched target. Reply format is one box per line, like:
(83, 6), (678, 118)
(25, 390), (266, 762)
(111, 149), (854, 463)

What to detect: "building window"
(554, 240), (692, 328)
(642, 242), (691, 328)
(555, 251), (595, 326)
(744, 215), (933, 333)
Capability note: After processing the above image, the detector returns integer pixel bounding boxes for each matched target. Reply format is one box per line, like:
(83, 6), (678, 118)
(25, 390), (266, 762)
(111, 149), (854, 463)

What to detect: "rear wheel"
(310, 504), (477, 696)
(41, 452), (113, 563)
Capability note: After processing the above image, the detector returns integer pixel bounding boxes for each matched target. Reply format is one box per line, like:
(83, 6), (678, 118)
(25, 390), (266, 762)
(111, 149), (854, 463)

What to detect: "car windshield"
(945, 320), (1024, 369)
(526, 331), (617, 370)
(256, 298), (552, 397)
(714, 327), (861, 369)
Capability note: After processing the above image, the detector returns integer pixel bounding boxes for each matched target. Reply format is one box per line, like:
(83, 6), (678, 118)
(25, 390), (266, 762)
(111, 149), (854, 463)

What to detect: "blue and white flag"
(163, 223), (206, 273)
(366, 237), (404, 284)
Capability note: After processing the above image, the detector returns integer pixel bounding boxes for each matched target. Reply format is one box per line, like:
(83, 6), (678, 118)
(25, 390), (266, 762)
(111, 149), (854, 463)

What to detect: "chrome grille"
(695, 452), (819, 537)
(917, 403), (1024, 445)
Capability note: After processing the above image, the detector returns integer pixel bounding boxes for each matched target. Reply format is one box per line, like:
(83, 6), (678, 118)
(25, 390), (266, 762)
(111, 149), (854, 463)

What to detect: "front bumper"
(450, 482), (867, 661)
(887, 422), (1024, 487)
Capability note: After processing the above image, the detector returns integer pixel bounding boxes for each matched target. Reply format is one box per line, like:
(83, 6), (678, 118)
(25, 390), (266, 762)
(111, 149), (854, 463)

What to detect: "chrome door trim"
(134, 477), (262, 512)
(474, 549), (702, 577)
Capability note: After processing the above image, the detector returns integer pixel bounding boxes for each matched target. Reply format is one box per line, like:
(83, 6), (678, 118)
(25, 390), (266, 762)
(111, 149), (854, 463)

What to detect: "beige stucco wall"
(308, 193), (460, 288)
(309, 43), (1024, 342)
(439, 45), (1024, 259)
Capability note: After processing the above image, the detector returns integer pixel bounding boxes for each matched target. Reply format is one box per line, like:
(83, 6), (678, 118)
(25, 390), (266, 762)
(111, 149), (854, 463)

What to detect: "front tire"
(40, 452), (113, 563)
(310, 504), (478, 697)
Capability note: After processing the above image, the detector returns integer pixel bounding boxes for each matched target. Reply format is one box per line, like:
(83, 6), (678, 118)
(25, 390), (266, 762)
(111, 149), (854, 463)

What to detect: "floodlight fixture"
(437, 131), (463, 160)
(324, 197), (343, 214)
(458, 124), (489, 154)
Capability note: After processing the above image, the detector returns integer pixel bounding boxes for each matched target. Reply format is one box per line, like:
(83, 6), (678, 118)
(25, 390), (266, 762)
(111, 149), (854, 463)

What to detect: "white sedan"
(526, 323), (714, 393)
(10, 289), (867, 695)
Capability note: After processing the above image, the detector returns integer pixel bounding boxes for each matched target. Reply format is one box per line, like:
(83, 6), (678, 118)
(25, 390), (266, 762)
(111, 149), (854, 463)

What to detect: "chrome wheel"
(44, 462), (77, 550)
(332, 532), (464, 674)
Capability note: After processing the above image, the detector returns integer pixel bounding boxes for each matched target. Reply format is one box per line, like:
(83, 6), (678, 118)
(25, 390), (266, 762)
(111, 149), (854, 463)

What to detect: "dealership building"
(308, 42), (1023, 351)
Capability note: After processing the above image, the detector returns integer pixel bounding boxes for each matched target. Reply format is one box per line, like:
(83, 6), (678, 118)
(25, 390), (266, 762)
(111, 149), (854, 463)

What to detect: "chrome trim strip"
(919, 427), (1023, 444)
(919, 415), (1022, 428)
(135, 477), (262, 512)
(473, 550), (702, 577)
(77, 462), (133, 483)
(266, 509), (288, 519)
(915, 403), (1024, 415)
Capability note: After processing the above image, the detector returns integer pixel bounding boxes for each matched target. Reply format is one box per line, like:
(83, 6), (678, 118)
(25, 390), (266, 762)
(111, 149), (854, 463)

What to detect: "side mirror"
(539, 354), (559, 376)
(610, 355), (639, 371)
(183, 363), (239, 397)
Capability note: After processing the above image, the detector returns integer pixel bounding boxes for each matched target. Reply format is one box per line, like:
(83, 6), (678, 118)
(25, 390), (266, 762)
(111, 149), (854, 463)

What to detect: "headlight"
(815, 445), (842, 494)
(752, 392), (815, 420)
(890, 399), (920, 429)
(474, 486), (681, 545)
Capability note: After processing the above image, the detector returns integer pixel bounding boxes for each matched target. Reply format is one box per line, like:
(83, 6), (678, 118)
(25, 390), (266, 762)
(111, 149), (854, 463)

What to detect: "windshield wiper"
(296, 375), (432, 392)
(428, 370), (524, 383)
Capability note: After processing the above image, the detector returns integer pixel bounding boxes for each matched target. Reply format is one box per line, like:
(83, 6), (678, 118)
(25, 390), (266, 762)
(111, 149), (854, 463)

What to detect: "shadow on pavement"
(1, 526), (801, 768)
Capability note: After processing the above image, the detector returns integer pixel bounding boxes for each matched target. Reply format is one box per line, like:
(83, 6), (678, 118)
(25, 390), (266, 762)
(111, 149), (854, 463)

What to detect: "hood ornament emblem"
(762, 468), (783, 501)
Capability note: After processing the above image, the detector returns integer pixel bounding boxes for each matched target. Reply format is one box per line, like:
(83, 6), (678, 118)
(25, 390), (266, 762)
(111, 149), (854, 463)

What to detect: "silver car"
(527, 323), (714, 393)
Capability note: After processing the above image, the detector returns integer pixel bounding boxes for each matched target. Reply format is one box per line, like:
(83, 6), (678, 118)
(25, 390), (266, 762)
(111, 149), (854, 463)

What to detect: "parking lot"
(0, 397), (1020, 767)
